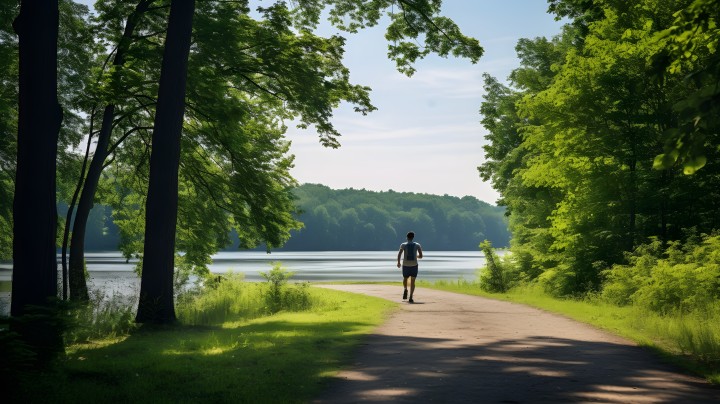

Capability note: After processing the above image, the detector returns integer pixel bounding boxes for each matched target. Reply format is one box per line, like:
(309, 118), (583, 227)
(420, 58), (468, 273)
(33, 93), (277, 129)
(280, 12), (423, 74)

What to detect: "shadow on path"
(314, 285), (719, 403)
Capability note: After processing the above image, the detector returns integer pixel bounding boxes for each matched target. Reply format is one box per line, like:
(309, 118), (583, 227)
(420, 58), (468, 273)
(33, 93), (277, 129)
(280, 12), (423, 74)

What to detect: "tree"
(480, 0), (720, 296)
(10, 0), (64, 361)
(135, 0), (195, 324)
(66, 0), (155, 302)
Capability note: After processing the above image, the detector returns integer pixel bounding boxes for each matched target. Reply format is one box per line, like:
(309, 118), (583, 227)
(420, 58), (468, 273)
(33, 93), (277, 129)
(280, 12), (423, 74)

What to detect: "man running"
(397, 231), (423, 303)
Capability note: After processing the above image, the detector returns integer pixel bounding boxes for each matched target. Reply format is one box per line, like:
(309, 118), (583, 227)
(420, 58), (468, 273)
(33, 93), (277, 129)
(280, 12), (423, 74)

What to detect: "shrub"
(260, 263), (312, 314)
(601, 234), (720, 314)
(478, 241), (510, 293)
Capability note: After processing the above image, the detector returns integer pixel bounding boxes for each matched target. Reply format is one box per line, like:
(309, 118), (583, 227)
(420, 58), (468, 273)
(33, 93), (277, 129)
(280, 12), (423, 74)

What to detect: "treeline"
(481, 0), (720, 308)
(279, 184), (509, 250)
(66, 184), (510, 251)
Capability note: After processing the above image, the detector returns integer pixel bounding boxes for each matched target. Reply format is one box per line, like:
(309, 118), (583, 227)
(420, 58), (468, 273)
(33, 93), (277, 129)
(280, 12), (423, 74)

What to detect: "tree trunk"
(10, 0), (64, 362)
(61, 107), (95, 301)
(136, 0), (195, 324)
(67, 0), (154, 302)
(67, 107), (116, 301)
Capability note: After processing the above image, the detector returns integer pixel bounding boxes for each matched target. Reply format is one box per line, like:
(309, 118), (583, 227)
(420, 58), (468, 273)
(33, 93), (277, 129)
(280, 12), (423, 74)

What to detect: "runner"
(396, 231), (423, 303)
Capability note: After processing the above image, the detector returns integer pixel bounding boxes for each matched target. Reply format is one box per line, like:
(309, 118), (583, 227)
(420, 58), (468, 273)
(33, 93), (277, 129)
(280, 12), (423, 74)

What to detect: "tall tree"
(135, 0), (195, 324)
(67, 0), (155, 302)
(10, 0), (63, 360)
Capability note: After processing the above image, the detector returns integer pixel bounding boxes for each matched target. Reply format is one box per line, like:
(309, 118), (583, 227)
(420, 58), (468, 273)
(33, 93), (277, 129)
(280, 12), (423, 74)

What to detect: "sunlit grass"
(11, 287), (396, 403)
(419, 279), (720, 384)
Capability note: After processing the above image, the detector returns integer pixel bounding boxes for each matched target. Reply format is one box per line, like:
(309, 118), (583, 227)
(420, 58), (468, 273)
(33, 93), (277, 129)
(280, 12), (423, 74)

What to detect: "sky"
(279, 1), (566, 204)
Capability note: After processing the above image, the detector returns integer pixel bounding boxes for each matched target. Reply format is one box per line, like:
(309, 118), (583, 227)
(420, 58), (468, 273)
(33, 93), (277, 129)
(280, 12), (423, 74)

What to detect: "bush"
(478, 241), (511, 293)
(601, 234), (720, 314)
(261, 263), (312, 314)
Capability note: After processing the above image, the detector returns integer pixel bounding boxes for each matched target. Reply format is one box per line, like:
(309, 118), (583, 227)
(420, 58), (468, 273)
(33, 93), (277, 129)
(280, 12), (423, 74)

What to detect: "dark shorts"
(402, 265), (418, 278)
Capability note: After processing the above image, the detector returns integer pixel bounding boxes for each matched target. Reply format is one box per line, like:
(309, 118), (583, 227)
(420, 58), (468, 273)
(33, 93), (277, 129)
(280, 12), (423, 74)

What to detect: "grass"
(419, 279), (720, 384)
(9, 286), (396, 403)
(7, 273), (719, 401)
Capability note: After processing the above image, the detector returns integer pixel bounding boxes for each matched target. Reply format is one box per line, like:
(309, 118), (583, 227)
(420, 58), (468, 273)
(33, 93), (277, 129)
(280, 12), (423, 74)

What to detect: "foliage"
(284, 183), (509, 250)
(477, 240), (510, 293)
(602, 233), (720, 314)
(260, 263), (312, 314)
(480, 0), (720, 297)
(651, 0), (720, 174)
(63, 289), (138, 344)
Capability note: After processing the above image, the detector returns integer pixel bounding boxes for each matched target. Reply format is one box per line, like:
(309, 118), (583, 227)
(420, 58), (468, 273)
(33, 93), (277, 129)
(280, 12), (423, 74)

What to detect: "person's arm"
(417, 245), (423, 259)
(397, 247), (403, 268)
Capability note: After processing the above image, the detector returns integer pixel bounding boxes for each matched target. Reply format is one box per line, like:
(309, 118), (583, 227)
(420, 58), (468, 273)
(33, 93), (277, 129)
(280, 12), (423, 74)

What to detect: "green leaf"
(682, 155), (707, 175)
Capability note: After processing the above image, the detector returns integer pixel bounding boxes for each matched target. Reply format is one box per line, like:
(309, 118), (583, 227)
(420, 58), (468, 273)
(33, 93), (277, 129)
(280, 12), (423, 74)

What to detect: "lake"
(0, 250), (492, 313)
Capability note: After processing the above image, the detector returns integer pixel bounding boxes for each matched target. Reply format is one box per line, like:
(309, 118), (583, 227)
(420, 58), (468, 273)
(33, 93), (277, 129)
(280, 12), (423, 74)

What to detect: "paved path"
(313, 285), (719, 403)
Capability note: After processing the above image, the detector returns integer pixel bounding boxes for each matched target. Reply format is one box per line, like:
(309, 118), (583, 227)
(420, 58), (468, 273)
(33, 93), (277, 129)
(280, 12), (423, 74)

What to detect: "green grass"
(10, 287), (396, 403)
(419, 279), (720, 384)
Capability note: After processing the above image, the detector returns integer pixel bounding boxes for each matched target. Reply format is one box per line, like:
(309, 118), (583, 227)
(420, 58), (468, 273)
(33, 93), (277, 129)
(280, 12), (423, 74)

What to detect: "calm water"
(0, 250), (491, 312)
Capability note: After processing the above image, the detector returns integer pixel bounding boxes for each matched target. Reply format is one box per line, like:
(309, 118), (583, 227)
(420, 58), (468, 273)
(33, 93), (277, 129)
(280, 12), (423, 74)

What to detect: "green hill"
(279, 184), (509, 250)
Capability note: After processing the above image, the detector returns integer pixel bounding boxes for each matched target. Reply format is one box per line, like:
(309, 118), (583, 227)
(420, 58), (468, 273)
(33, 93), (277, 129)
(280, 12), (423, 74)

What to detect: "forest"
(273, 184), (509, 250)
(480, 0), (720, 310)
(60, 184), (510, 252)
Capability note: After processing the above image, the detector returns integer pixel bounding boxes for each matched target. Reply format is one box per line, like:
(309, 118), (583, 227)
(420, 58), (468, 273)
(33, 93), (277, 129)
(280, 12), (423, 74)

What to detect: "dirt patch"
(313, 284), (719, 403)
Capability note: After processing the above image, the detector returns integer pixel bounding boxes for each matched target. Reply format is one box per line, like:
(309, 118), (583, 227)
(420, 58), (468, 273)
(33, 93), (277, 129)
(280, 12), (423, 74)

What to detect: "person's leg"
(409, 276), (416, 301)
(402, 276), (408, 299)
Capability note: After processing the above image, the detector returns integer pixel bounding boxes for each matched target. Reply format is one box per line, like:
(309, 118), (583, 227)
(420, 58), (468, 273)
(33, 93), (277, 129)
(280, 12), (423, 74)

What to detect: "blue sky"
(282, 1), (566, 204)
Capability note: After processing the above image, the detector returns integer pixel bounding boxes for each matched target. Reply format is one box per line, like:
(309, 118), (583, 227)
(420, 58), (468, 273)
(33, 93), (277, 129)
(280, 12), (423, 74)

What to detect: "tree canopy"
(480, 0), (720, 295)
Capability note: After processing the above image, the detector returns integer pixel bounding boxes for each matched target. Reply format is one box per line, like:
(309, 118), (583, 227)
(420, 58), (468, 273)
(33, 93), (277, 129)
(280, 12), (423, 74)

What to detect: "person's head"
(406, 231), (415, 240)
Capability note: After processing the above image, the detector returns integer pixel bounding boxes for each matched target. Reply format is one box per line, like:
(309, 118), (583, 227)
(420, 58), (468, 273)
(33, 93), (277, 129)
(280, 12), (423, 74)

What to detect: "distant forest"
(283, 184), (510, 250)
(74, 183), (509, 252)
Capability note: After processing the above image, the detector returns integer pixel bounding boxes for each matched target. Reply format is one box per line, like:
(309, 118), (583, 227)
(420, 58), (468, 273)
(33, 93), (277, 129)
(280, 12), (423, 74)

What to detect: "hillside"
(278, 184), (509, 250)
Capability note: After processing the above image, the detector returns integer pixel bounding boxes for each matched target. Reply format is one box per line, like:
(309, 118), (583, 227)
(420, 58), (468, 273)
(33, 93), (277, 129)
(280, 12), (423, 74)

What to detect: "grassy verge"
(11, 286), (395, 403)
(419, 279), (720, 384)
